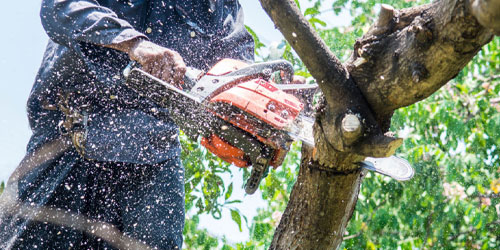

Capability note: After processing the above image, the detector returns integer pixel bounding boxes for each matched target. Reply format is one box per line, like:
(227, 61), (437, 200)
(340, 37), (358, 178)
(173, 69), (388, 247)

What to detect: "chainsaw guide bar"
(361, 156), (415, 181)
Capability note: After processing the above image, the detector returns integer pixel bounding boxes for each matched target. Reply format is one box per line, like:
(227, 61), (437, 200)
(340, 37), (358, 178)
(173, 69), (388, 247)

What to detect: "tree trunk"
(258, 0), (498, 249)
(270, 146), (364, 249)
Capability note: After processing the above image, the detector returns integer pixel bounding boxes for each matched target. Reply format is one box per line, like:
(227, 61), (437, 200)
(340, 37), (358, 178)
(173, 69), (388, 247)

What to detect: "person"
(0, 0), (254, 249)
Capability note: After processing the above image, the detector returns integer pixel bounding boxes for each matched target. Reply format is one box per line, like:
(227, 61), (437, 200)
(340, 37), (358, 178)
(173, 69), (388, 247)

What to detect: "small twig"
(422, 210), (435, 250)
(343, 231), (362, 240)
(473, 74), (500, 84)
(473, 193), (500, 199)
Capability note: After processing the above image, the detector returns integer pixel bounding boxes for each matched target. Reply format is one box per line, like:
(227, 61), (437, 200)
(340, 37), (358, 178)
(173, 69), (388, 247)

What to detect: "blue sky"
(0, 0), (349, 243)
(0, 2), (46, 183)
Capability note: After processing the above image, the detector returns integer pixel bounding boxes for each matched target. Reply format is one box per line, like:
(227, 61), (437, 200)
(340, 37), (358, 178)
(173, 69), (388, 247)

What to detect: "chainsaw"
(124, 59), (414, 194)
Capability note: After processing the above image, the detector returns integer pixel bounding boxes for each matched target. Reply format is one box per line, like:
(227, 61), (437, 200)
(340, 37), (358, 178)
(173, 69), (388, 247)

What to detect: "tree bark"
(347, 0), (493, 124)
(470, 0), (500, 35)
(270, 146), (364, 249)
(258, 0), (497, 249)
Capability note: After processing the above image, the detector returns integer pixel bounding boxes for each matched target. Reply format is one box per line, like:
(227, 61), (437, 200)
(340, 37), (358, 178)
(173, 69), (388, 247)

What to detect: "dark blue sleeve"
(40, 0), (146, 48)
(218, 0), (255, 63)
(39, 0), (150, 97)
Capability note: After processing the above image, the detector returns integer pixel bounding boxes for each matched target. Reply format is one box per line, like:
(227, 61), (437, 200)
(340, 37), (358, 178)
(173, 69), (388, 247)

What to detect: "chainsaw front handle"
(226, 60), (294, 82)
(125, 59), (296, 90)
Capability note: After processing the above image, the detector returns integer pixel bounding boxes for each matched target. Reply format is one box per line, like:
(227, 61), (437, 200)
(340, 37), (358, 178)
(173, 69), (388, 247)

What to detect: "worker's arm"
(40, 0), (185, 83)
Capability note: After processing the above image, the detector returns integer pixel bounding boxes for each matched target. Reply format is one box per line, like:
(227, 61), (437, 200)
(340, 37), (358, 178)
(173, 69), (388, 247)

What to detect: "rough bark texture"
(347, 0), (493, 125)
(471, 0), (500, 35)
(270, 146), (364, 249)
(258, 0), (498, 249)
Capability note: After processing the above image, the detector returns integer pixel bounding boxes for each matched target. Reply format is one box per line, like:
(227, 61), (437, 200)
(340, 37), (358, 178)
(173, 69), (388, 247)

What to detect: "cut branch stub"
(377, 4), (395, 27)
(372, 4), (396, 36)
(357, 133), (403, 158)
(341, 113), (363, 145)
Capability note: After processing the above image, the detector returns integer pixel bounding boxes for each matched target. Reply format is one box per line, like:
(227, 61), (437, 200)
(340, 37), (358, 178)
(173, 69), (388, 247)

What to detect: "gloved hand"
(105, 38), (186, 89)
(128, 40), (186, 89)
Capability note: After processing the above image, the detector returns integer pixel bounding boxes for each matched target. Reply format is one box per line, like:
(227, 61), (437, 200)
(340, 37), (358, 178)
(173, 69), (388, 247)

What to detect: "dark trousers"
(11, 154), (185, 249)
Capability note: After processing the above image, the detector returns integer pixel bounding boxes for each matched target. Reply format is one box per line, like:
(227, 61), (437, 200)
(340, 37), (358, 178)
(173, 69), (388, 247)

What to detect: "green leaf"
(304, 7), (320, 16)
(477, 184), (485, 194)
(231, 209), (243, 232)
(245, 25), (265, 56)
(486, 113), (500, 136)
(309, 17), (327, 28)
(252, 222), (272, 241)
(225, 182), (233, 200)
(225, 199), (243, 205)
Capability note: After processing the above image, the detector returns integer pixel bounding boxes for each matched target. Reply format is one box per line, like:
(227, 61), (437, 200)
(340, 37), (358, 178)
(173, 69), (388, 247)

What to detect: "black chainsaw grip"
(225, 60), (294, 82)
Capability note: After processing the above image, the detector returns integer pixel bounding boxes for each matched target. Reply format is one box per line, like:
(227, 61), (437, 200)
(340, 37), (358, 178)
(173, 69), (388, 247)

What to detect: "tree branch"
(258, 0), (348, 97)
(259, 0), (402, 163)
(257, 0), (498, 249)
(269, 150), (364, 249)
(347, 0), (494, 124)
(471, 0), (500, 35)
(476, 193), (500, 199)
(342, 231), (362, 241)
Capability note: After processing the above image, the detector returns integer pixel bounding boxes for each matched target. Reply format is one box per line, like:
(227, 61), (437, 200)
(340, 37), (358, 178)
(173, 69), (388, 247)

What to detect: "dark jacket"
(28, 0), (254, 164)
(0, 1), (253, 248)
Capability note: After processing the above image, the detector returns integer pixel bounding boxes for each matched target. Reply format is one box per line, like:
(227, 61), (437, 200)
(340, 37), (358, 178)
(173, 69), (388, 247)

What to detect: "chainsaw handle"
(226, 60), (294, 83)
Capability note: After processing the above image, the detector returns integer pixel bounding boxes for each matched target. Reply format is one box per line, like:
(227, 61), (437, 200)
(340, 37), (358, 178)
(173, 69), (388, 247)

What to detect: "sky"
(0, 0), (349, 243)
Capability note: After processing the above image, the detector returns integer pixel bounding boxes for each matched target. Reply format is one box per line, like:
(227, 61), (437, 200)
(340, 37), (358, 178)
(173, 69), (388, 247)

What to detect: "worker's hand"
(128, 40), (186, 88)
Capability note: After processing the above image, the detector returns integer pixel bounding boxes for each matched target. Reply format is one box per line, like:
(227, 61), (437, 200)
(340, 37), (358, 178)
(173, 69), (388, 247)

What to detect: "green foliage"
(181, 130), (242, 219)
(245, 26), (266, 57)
(182, 0), (500, 249)
(343, 36), (500, 249)
(184, 215), (232, 250)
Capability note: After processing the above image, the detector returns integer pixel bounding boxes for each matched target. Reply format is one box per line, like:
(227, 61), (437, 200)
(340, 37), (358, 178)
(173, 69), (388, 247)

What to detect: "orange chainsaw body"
(199, 59), (304, 168)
